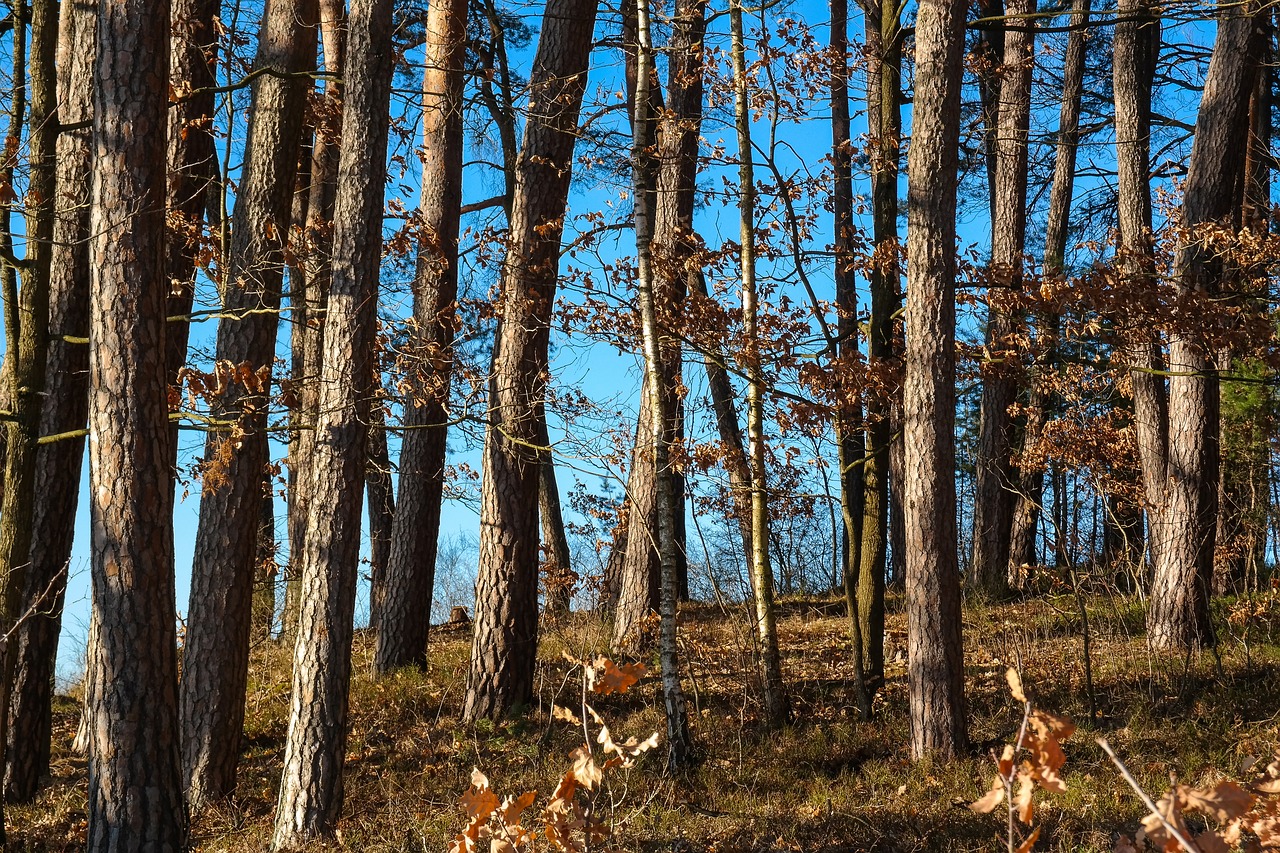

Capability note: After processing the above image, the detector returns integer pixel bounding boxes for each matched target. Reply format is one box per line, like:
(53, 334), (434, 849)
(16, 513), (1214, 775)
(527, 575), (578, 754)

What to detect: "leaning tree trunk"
(182, 0), (314, 808)
(1148, 5), (1256, 651)
(730, 0), (788, 729)
(284, 0), (345, 638)
(373, 0), (467, 669)
(970, 0), (1034, 599)
(85, 0), (187, 841)
(856, 0), (901, 692)
(463, 0), (600, 722)
(270, 0), (394, 842)
(1007, 0), (1089, 582)
(902, 0), (968, 760)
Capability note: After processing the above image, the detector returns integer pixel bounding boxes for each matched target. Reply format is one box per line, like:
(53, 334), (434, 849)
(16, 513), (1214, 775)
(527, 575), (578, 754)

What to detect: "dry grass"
(10, 591), (1280, 852)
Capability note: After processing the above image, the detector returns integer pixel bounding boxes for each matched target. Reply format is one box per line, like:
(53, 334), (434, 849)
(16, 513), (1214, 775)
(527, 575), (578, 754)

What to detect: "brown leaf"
(1014, 825), (1041, 853)
(501, 790), (538, 827)
(1185, 779), (1255, 823)
(1016, 771), (1035, 825)
(552, 704), (582, 726)
(1007, 668), (1027, 703)
(570, 746), (603, 790)
(970, 777), (1005, 814)
(592, 658), (647, 695)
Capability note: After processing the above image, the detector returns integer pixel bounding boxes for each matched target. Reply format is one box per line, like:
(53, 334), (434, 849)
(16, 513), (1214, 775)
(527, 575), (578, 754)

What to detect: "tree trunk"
(365, 399), (394, 626)
(270, 0), (394, 839)
(731, 0), (788, 728)
(902, 0), (968, 760)
(462, 0), (599, 721)
(284, 0), (345, 639)
(856, 0), (901, 692)
(373, 0), (466, 668)
(970, 0), (1034, 598)
(253, 476), (279, 641)
(85, 0), (187, 840)
(4, 0), (94, 803)
(1148, 6), (1256, 651)
(182, 0), (314, 808)
(1007, 0), (1089, 585)
(538, 404), (576, 614)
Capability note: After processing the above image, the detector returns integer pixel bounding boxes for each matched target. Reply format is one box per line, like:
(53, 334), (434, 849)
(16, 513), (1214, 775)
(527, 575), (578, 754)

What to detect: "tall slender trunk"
(85, 0), (187, 839)
(731, 0), (788, 728)
(903, 0), (968, 760)
(539, 403), (576, 614)
(1148, 4), (1256, 650)
(284, 0), (345, 638)
(632, 0), (695, 766)
(365, 400), (394, 626)
(374, 0), (467, 668)
(970, 0), (1034, 598)
(1007, 0), (1089, 583)
(182, 0), (315, 808)
(270, 0), (394, 840)
(463, 0), (599, 721)
(856, 0), (902, 692)
(0, 0), (55, 825)
(4, 0), (95, 802)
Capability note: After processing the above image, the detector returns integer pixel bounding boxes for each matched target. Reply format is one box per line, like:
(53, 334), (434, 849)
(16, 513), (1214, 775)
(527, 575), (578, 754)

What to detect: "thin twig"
(1096, 738), (1201, 853)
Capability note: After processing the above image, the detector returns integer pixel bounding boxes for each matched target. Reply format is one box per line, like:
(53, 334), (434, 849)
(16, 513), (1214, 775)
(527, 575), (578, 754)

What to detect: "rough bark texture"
(1007, 0), (1089, 582)
(182, 0), (314, 807)
(85, 0), (187, 841)
(365, 401), (395, 626)
(463, 0), (599, 721)
(969, 0), (1034, 598)
(902, 0), (968, 760)
(284, 0), (345, 638)
(1147, 6), (1256, 651)
(374, 0), (467, 668)
(3, 0), (90, 806)
(856, 0), (901, 691)
(270, 0), (394, 840)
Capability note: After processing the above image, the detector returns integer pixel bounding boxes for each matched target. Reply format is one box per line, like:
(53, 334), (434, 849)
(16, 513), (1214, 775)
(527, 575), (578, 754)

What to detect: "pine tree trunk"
(1007, 0), (1089, 585)
(85, 0), (187, 840)
(970, 0), (1034, 598)
(284, 0), (345, 639)
(3, 0), (92, 804)
(463, 0), (599, 721)
(902, 0), (968, 760)
(1148, 6), (1256, 650)
(856, 0), (901, 691)
(538, 404), (576, 615)
(373, 0), (466, 668)
(182, 0), (314, 807)
(365, 400), (394, 626)
(270, 0), (393, 840)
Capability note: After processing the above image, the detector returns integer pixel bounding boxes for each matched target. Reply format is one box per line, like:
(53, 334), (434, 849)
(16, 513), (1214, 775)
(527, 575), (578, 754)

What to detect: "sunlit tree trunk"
(463, 0), (599, 721)
(270, 0), (394, 839)
(182, 0), (315, 807)
(970, 0), (1034, 598)
(366, 400), (394, 626)
(903, 0), (968, 760)
(374, 0), (467, 666)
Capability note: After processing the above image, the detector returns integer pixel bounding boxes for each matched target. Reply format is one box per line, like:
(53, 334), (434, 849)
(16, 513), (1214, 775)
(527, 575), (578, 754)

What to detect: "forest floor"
(12, 588), (1280, 852)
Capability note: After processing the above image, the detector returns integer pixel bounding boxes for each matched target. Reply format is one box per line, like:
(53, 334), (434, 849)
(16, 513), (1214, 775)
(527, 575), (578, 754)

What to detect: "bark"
(539, 405), (576, 614)
(164, 0), (220, 382)
(85, 0), (187, 840)
(632, 0), (694, 766)
(374, 0), (467, 668)
(284, 0), (346, 638)
(903, 0), (968, 760)
(462, 0), (599, 721)
(1007, 0), (1090, 583)
(270, 0), (394, 840)
(366, 400), (394, 626)
(5, 0), (94, 802)
(1148, 5), (1256, 651)
(252, 477), (279, 641)
(182, 0), (314, 808)
(731, 0), (788, 728)
(0, 0), (55, 818)
(856, 0), (901, 692)
(969, 0), (1034, 598)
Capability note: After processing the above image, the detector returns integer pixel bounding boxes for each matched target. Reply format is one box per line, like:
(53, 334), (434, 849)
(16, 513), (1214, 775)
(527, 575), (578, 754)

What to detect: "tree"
(270, 0), (395, 839)
(463, 0), (600, 721)
(4, 0), (95, 803)
(374, 0), (469, 670)
(84, 0), (187, 840)
(969, 0), (1035, 598)
(182, 0), (315, 808)
(903, 0), (968, 759)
